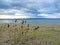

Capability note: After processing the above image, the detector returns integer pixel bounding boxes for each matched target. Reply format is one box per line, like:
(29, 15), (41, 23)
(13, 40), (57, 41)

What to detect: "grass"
(0, 24), (60, 45)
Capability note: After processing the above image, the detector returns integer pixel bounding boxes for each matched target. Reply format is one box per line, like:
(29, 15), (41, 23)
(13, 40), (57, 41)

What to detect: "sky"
(0, 0), (60, 18)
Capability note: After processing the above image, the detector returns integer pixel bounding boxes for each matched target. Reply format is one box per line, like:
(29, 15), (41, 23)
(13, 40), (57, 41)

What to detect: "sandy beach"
(0, 24), (60, 45)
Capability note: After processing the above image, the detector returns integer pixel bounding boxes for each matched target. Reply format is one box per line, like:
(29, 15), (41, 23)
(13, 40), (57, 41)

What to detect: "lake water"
(0, 18), (60, 24)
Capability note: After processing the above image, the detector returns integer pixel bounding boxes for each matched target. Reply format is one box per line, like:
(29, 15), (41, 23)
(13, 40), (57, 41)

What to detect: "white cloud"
(0, 8), (32, 18)
(38, 13), (60, 18)
(0, 8), (38, 18)
(0, 15), (30, 19)
(0, 9), (25, 14)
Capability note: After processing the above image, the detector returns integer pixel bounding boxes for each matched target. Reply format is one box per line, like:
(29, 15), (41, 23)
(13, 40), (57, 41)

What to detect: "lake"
(0, 18), (60, 24)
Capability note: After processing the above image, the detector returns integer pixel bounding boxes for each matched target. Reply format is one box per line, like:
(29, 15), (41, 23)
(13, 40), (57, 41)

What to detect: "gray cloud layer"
(0, 0), (60, 18)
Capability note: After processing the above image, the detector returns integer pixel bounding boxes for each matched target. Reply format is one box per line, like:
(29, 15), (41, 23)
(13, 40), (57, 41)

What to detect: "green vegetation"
(0, 24), (60, 45)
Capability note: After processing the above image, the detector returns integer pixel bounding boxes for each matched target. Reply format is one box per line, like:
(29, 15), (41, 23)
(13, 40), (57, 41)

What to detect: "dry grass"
(0, 24), (60, 45)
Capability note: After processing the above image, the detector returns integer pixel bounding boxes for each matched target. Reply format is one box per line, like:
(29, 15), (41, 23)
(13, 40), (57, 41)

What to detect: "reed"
(0, 24), (60, 45)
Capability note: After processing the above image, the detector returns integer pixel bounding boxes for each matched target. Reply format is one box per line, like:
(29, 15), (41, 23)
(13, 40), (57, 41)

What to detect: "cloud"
(0, 8), (37, 18)
(0, 15), (30, 19)
(0, 0), (60, 18)
(38, 13), (60, 18)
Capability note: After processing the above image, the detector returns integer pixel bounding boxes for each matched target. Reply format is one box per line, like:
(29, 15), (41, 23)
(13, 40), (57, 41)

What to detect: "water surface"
(0, 18), (60, 24)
